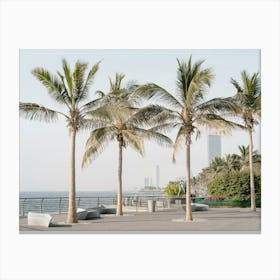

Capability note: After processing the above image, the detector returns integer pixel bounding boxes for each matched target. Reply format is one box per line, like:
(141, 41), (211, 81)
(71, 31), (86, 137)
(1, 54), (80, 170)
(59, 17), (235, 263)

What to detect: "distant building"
(208, 135), (221, 165)
(156, 165), (159, 188)
(144, 177), (153, 187)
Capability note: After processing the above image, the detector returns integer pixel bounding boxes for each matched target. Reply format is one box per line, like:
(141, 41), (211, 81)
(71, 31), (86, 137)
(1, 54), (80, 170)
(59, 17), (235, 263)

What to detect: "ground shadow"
(50, 223), (72, 228)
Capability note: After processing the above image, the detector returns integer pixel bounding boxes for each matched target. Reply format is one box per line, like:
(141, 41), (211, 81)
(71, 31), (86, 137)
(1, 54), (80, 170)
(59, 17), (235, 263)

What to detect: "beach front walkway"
(19, 206), (261, 233)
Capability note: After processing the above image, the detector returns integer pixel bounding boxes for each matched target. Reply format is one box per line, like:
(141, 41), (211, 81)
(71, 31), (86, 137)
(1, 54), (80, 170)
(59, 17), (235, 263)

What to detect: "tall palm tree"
(133, 56), (238, 221)
(19, 59), (102, 223)
(82, 74), (172, 216)
(231, 71), (261, 211)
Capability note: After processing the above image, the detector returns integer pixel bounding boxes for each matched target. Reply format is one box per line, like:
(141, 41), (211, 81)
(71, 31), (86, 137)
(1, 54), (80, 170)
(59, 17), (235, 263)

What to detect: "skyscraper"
(156, 165), (159, 188)
(208, 135), (221, 164)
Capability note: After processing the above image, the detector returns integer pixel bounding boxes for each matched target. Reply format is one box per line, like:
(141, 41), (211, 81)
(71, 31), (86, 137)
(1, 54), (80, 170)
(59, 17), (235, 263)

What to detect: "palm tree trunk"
(185, 136), (193, 221)
(67, 127), (78, 223)
(248, 128), (256, 211)
(116, 141), (123, 216)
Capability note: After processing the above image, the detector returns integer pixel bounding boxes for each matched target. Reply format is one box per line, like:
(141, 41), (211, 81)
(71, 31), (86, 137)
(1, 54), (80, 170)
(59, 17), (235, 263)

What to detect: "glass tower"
(208, 135), (221, 164)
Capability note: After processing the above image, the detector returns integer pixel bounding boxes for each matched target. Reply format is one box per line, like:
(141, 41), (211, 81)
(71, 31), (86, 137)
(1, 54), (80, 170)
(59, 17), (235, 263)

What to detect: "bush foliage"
(207, 171), (261, 200)
(195, 198), (261, 208)
(164, 181), (180, 196)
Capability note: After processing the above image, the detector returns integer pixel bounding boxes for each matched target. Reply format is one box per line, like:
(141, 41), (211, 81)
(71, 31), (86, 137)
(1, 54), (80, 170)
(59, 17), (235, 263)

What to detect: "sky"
(19, 49), (261, 192)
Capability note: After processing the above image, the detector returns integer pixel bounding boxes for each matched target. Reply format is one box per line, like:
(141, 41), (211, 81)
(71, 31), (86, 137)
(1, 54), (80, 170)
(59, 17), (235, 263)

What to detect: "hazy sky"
(19, 49), (261, 191)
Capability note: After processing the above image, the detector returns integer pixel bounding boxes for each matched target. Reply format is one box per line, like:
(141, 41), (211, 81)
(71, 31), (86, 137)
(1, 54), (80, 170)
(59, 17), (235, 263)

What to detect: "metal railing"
(19, 195), (176, 216)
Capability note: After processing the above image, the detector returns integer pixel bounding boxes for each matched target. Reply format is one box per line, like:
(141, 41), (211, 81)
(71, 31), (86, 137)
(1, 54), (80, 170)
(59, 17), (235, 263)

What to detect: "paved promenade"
(19, 206), (261, 233)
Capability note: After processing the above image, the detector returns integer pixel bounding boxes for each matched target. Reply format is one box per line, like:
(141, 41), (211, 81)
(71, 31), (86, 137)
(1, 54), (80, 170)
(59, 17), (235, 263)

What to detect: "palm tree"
(82, 74), (172, 216)
(209, 157), (227, 175)
(231, 71), (261, 211)
(223, 154), (241, 173)
(133, 56), (238, 221)
(238, 145), (261, 171)
(238, 145), (249, 169)
(19, 59), (102, 223)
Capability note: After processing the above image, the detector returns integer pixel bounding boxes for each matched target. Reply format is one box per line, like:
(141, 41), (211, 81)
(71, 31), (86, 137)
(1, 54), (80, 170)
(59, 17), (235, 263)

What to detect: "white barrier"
(28, 212), (52, 227)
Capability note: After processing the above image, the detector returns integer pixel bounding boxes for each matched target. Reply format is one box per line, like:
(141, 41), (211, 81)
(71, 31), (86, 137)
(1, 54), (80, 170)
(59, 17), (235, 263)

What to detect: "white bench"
(193, 203), (209, 211)
(183, 203), (209, 212)
(28, 212), (53, 227)
(77, 208), (100, 220)
(98, 205), (116, 214)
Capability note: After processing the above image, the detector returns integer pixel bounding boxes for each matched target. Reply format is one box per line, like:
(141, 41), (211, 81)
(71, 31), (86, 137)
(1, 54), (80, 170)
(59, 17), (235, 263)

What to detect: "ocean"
(20, 190), (118, 199)
(19, 190), (163, 216)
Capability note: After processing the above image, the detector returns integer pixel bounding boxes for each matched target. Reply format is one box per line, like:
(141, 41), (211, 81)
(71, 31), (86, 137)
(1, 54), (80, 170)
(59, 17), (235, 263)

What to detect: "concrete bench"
(87, 205), (116, 215)
(182, 203), (209, 212)
(194, 203), (209, 211)
(99, 207), (116, 214)
(28, 212), (53, 227)
(77, 208), (100, 220)
(77, 208), (88, 220)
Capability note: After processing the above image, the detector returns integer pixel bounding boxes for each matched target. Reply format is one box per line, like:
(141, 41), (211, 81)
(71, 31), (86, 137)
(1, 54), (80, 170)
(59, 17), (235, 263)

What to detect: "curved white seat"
(183, 203), (209, 212)
(99, 205), (116, 214)
(194, 203), (209, 211)
(28, 212), (52, 227)
(77, 208), (100, 220)
(77, 208), (88, 220)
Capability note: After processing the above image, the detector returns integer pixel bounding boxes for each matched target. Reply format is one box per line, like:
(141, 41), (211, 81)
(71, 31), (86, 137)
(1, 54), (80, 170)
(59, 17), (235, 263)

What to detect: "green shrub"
(197, 199), (261, 208)
(164, 181), (180, 196)
(207, 171), (261, 201)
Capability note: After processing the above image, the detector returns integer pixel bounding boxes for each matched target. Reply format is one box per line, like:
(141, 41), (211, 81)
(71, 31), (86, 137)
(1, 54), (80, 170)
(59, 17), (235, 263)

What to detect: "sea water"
(19, 190), (163, 215)
(20, 190), (118, 199)
(20, 191), (120, 215)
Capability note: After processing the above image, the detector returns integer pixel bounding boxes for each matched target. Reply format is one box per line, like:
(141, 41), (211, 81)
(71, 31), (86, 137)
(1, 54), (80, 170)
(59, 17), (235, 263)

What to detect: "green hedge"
(194, 199), (261, 208)
(207, 171), (261, 201)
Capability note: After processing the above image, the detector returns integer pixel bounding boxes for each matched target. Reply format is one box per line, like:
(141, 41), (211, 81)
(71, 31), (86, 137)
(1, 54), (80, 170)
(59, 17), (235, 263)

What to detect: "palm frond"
(197, 68), (214, 88)
(32, 68), (67, 105)
(196, 97), (240, 115)
(62, 59), (73, 94)
(176, 58), (189, 103)
(129, 105), (177, 128)
(253, 95), (261, 117)
(176, 57), (214, 108)
(231, 71), (261, 125)
(109, 73), (125, 92)
(73, 61), (88, 102)
(196, 118), (231, 135)
(186, 67), (214, 107)
(56, 71), (72, 107)
(172, 126), (186, 163)
(195, 113), (245, 134)
(82, 126), (115, 167)
(144, 122), (180, 134)
(143, 128), (173, 147)
(122, 130), (144, 155)
(77, 118), (110, 132)
(148, 109), (179, 127)
(19, 102), (61, 122)
(81, 60), (102, 100)
(254, 74), (261, 98)
(241, 71), (251, 95)
(230, 77), (243, 93)
(80, 96), (105, 113)
(132, 83), (183, 109)
(86, 104), (132, 124)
